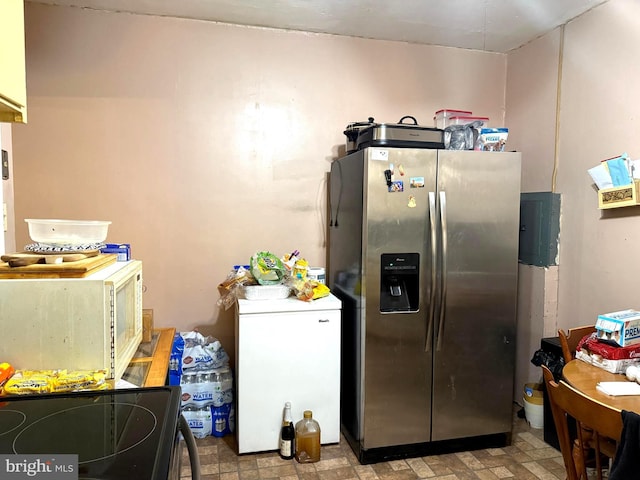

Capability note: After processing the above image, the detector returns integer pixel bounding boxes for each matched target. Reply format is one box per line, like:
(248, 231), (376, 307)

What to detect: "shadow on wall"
(196, 307), (236, 372)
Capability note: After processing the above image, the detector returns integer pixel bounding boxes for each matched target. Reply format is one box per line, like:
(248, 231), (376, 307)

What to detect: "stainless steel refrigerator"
(328, 147), (521, 463)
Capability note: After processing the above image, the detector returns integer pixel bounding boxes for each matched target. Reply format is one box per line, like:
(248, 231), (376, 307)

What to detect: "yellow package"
(292, 279), (330, 301)
(3, 369), (110, 395)
(4, 372), (52, 395)
(293, 258), (309, 280)
(312, 282), (330, 300)
(51, 369), (108, 392)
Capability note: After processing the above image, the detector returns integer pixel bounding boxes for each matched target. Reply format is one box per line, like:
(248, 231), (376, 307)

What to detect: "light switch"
(1, 150), (8, 180)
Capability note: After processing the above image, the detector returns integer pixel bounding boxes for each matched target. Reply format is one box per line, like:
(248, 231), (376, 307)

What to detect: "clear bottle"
(279, 402), (295, 460)
(295, 410), (321, 463)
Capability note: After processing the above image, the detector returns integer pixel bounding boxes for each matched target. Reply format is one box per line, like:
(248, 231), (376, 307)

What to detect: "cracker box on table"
(595, 309), (640, 347)
(576, 333), (640, 374)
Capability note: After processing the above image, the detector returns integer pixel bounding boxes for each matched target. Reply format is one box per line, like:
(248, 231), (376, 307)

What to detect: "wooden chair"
(559, 325), (596, 364)
(541, 364), (622, 480)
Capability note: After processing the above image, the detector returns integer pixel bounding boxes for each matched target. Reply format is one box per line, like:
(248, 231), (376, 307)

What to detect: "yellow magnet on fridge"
(408, 195), (417, 208)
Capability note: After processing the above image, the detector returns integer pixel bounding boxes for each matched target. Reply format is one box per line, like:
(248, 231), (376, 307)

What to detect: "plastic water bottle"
(295, 410), (320, 463)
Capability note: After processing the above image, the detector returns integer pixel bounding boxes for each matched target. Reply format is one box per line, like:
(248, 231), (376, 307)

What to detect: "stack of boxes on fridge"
(169, 331), (235, 438)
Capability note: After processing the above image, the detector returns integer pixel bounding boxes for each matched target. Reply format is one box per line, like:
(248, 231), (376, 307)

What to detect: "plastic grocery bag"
(530, 348), (564, 381)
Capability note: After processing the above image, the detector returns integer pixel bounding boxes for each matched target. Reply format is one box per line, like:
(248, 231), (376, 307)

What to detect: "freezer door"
(431, 150), (521, 441)
(361, 147), (437, 449)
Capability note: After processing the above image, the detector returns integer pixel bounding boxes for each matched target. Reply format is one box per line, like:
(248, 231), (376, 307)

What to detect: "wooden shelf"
(598, 180), (640, 209)
(122, 327), (175, 387)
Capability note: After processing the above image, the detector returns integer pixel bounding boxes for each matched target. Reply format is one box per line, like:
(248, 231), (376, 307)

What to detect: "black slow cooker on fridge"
(355, 116), (445, 150)
(343, 117), (375, 154)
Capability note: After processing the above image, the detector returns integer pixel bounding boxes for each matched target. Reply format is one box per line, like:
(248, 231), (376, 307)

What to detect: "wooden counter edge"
(129, 327), (176, 387)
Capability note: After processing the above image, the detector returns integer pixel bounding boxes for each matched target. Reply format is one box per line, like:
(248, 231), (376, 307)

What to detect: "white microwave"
(0, 260), (143, 381)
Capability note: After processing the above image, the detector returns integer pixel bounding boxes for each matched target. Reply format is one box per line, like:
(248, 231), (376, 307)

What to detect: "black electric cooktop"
(0, 386), (181, 479)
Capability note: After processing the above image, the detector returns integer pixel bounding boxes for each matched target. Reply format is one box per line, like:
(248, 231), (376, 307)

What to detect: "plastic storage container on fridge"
(449, 116), (489, 126)
(25, 219), (111, 246)
(433, 109), (472, 129)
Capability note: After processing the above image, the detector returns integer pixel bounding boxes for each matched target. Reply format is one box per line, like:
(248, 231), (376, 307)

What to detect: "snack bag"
(290, 279), (331, 302)
(292, 278), (315, 301)
(3, 369), (109, 395)
(250, 251), (286, 285)
(293, 258), (309, 280)
(312, 282), (330, 300)
(217, 265), (256, 310)
(4, 371), (52, 395)
(51, 370), (108, 392)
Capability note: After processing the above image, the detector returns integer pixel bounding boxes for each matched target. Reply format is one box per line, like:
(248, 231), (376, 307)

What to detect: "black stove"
(0, 386), (183, 479)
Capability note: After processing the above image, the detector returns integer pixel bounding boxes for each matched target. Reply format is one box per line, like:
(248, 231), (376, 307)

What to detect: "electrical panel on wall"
(519, 192), (561, 267)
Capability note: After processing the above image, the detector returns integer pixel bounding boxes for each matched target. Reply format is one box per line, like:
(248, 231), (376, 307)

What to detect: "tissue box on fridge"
(596, 309), (640, 347)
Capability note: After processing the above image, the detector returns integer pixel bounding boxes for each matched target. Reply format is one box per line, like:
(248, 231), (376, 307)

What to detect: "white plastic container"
(449, 115), (489, 126)
(242, 284), (291, 300)
(25, 219), (111, 245)
(434, 109), (472, 129)
(307, 267), (326, 284)
(523, 383), (544, 429)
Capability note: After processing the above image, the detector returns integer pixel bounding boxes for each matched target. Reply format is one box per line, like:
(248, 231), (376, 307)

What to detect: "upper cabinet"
(0, 0), (27, 123)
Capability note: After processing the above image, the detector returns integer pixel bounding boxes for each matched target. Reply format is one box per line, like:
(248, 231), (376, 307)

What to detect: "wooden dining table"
(561, 359), (639, 476)
(563, 359), (640, 412)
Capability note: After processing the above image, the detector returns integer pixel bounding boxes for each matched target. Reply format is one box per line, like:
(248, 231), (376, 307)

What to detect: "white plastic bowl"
(25, 219), (111, 246)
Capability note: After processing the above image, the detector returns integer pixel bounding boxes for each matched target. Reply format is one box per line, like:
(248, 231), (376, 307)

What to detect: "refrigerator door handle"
(425, 191), (437, 352)
(436, 191), (448, 351)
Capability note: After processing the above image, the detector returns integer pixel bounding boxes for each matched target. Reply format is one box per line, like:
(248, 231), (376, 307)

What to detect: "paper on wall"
(607, 156), (633, 186)
(588, 164), (613, 190)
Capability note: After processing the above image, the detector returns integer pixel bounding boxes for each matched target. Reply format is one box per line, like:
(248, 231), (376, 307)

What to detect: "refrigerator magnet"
(371, 149), (389, 161)
(398, 164), (405, 176)
(410, 177), (425, 188)
(408, 195), (417, 208)
(389, 181), (403, 192)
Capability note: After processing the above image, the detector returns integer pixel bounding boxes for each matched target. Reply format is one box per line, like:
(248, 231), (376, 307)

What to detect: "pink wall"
(11, 3), (508, 356)
(555, 0), (640, 327)
(507, 0), (640, 333)
(506, 29), (561, 193)
(505, 0), (640, 391)
(506, 29), (563, 397)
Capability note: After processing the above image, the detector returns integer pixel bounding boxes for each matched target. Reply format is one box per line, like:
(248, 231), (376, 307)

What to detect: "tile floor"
(180, 406), (570, 480)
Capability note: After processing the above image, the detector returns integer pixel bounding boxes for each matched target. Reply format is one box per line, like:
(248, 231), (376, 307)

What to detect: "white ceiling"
(29, 0), (608, 53)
